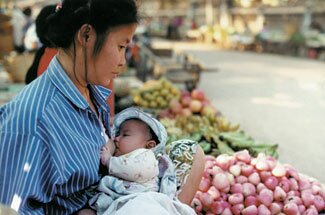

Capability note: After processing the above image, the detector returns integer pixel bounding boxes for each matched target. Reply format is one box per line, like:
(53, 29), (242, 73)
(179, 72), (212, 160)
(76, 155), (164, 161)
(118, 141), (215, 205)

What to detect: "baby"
(100, 117), (160, 191)
(89, 107), (196, 215)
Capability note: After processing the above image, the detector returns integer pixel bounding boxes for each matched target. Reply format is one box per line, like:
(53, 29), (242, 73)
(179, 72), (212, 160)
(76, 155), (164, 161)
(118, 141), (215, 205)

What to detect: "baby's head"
(114, 118), (159, 156)
(113, 107), (167, 157)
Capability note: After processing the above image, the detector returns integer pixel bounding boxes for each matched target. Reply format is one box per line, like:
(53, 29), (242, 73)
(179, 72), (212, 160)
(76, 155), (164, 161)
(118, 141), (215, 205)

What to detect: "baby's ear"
(146, 140), (156, 149)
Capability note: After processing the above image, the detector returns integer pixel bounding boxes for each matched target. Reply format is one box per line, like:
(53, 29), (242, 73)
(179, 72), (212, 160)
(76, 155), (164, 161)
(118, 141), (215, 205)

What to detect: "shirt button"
(101, 132), (104, 137)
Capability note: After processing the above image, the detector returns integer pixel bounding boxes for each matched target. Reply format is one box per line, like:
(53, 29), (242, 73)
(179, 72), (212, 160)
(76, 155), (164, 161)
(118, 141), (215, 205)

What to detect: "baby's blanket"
(90, 179), (195, 215)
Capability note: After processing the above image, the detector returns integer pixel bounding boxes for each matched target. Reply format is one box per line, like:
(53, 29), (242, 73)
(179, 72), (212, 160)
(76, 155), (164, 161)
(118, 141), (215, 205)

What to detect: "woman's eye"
(119, 45), (126, 50)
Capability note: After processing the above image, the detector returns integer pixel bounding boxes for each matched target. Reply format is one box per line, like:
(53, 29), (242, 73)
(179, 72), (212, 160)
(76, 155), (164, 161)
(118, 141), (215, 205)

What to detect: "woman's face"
(87, 23), (137, 88)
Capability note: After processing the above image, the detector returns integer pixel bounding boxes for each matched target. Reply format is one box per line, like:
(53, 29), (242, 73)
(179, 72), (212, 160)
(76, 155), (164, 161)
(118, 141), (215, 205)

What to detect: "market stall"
(114, 65), (325, 214)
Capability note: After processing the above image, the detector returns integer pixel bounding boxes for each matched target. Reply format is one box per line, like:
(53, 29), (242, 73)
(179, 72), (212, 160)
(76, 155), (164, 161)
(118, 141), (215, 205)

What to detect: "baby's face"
(114, 119), (151, 156)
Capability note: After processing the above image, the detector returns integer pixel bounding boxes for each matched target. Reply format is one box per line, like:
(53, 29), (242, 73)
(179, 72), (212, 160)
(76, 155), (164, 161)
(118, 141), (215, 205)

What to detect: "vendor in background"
(11, 6), (33, 53)
(11, 6), (27, 53)
(25, 4), (57, 84)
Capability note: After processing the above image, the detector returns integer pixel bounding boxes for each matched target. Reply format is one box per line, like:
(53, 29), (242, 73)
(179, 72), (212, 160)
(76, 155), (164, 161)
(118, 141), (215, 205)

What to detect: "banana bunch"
(207, 115), (240, 132)
(133, 78), (180, 109)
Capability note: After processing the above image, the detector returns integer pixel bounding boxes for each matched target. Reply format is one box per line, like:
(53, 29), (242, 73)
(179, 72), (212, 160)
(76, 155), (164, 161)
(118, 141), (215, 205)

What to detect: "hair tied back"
(55, 3), (62, 13)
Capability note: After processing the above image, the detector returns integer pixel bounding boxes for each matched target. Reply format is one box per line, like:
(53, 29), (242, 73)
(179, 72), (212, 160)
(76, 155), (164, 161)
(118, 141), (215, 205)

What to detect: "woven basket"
(3, 52), (34, 83)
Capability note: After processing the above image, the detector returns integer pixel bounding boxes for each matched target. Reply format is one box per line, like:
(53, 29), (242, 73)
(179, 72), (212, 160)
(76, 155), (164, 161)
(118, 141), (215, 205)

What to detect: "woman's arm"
(0, 132), (58, 214)
(177, 145), (205, 205)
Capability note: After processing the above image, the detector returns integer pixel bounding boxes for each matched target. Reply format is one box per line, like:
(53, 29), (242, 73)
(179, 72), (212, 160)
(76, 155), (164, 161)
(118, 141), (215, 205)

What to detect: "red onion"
(242, 182), (256, 197)
(283, 202), (299, 215)
(274, 186), (287, 202)
(241, 205), (258, 215)
(264, 176), (279, 190)
(231, 203), (244, 215)
(248, 172), (260, 185)
(258, 204), (271, 215)
(228, 193), (244, 205)
(258, 188), (274, 206)
(244, 196), (259, 207)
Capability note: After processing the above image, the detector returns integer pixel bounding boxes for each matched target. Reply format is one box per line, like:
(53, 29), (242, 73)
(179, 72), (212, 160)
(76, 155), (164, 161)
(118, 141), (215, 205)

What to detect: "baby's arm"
(109, 149), (159, 183)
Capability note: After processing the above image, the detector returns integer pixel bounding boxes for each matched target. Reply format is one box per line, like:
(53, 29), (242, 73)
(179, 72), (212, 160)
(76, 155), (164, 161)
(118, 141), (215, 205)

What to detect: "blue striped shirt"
(0, 57), (111, 214)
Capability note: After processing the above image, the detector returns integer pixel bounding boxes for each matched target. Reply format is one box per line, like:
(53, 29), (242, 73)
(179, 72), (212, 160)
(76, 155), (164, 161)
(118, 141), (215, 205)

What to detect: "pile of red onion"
(192, 150), (325, 215)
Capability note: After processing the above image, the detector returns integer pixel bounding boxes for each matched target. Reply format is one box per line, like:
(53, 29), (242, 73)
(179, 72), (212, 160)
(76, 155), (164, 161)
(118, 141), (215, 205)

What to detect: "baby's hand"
(106, 138), (116, 155)
(100, 139), (115, 166)
(100, 145), (111, 166)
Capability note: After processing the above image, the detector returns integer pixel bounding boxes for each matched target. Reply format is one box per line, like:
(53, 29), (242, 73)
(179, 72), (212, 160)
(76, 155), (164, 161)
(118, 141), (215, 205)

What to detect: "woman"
(0, 0), (204, 214)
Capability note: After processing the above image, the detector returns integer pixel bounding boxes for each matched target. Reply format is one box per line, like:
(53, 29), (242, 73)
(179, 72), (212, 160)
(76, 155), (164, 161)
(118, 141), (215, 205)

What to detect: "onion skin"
(270, 202), (282, 215)
(231, 183), (243, 194)
(244, 195), (259, 207)
(228, 193), (244, 205)
(231, 203), (244, 215)
(264, 176), (279, 190)
(210, 201), (224, 214)
(241, 164), (254, 177)
(283, 202), (299, 215)
(213, 173), (230, 190)
(194, 152), (325, 214)
(199, 177), (211, 192)
(279, 178), (291, 193)
(229, 165), (241, 177)
(313, 195), (325, 211)
(242, 182), (256, 197)
(207, 185), (220, 200)
(234, 150), (251, 164)
(241, 205), (258, 215)
(248, 172), (260, 185)
(192, 198), (203, 212)
(301, 192), (315, 207)
(274, 186), (287, 202)
(258, 188), (274, 207)
(221, 208), (232, 215)
(200, 192), (214, 208)
(272, 163), (286, 177)
(258, 204), (271, 215)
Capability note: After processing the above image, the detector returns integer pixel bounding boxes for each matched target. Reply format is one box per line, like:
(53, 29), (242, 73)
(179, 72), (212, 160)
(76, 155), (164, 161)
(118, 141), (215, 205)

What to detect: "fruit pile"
(160, 115), (278, 158)
(158, 89), (219, 118)
(155, 87), (278, 158)
(192, 150), (325, 215)
(132, 78), (180, 109)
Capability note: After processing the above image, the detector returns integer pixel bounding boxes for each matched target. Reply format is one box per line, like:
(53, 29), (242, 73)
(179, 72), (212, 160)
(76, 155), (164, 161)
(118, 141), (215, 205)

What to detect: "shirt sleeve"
(0, 132), (59, 214)
(109, 149), (159, 184)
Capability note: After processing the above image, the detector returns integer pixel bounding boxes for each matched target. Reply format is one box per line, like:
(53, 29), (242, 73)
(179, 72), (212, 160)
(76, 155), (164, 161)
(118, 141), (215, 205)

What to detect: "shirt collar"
(47, 56), (111, 111)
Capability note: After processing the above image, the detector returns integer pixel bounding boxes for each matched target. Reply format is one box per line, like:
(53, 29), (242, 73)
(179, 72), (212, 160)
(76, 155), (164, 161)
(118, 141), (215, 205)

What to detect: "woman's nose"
(119, 53), (126, 66)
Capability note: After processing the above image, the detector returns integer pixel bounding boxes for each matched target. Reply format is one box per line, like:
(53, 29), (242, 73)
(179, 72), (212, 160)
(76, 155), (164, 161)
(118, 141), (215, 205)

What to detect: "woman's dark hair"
(36, 5), (56, 47)
(46, 0), (139, 55)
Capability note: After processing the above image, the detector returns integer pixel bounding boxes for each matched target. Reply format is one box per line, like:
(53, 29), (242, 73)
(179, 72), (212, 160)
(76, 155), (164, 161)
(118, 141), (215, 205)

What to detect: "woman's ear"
(78, 24), (92, 45)
(146, 140), (156, 149)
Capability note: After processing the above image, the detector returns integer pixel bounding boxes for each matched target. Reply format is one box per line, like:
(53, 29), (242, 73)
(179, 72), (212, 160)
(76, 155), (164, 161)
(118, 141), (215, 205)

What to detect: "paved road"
(154, 40), (325, 183)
